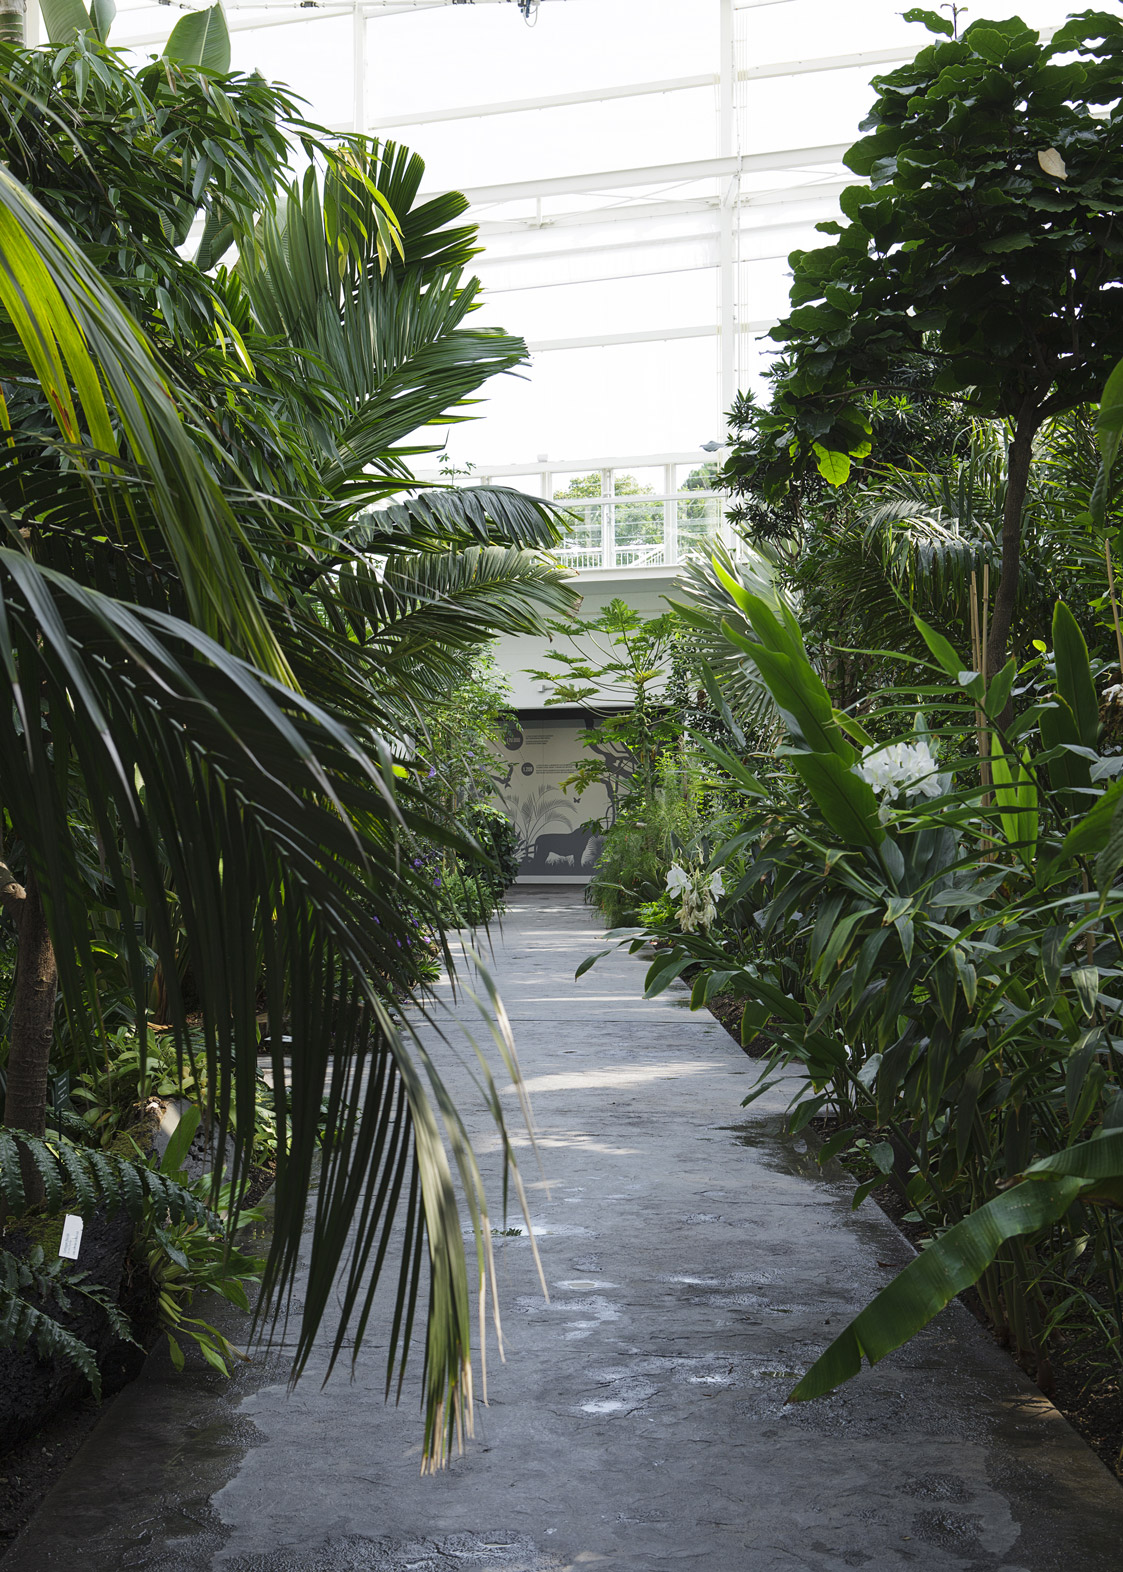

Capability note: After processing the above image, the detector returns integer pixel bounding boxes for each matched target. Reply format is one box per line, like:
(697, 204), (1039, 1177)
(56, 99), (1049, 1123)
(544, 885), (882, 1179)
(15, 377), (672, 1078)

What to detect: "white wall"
(497, 565), (681, 708)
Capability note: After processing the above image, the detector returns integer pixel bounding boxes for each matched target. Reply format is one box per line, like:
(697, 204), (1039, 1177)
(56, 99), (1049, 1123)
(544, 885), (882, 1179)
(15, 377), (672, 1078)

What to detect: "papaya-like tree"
(728, 7), (1123, 676)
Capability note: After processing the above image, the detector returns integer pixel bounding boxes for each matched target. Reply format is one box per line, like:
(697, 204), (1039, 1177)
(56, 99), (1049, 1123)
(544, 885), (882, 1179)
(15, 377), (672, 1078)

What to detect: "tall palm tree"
(0, 39), (574, 1466)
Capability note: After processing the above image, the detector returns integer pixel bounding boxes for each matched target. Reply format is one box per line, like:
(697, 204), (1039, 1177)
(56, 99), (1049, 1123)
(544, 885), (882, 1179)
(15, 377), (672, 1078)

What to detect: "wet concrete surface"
(9, 887), (1123, 1570)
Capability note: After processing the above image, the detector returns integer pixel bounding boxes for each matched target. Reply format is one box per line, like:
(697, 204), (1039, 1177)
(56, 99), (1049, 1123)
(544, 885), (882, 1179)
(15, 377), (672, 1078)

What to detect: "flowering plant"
(665, 861), (725, 933)
(853, 738), (944, 821)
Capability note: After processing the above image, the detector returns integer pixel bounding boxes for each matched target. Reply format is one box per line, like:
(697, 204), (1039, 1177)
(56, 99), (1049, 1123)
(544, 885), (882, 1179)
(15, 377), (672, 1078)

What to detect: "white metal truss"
(88, 0), (1072, 577)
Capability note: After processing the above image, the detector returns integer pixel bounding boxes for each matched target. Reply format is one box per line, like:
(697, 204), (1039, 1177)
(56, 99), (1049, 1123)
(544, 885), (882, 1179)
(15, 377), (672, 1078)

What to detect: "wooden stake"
(1107, 538), (1123, 682)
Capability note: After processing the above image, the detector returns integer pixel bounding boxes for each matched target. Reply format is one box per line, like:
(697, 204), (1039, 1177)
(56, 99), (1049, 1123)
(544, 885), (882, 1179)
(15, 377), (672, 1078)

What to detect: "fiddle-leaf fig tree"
(730, 9), (1123, 676)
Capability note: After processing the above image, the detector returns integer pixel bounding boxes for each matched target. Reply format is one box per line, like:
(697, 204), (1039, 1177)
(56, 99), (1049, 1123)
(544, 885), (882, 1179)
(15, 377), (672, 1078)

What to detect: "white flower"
(665, 861), (724, 933)
(665, 863), (689, 896)
(854, 740), (942, 814)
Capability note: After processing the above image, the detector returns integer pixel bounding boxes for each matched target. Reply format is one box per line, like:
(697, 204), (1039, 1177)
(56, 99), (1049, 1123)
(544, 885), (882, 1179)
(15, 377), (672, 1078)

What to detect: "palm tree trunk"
(0, 0), (25, 44)
(985, 404), (1039, 683)
(5, 873), (57, 1206)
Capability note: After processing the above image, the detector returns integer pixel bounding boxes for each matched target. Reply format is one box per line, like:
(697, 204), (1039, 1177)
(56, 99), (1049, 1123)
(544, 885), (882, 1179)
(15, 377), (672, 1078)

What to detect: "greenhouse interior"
(4, 0), (1123, 1565)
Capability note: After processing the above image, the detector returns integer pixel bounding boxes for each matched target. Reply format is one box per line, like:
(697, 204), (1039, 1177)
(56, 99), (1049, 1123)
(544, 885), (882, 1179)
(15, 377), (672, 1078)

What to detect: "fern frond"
(0, 1247), (104, 1398)
(0, 1130), (218, 1230)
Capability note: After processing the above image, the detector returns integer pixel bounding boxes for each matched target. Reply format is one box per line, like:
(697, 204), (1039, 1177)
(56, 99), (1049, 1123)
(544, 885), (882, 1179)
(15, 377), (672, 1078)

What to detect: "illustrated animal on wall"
(532, 830), (588, 871)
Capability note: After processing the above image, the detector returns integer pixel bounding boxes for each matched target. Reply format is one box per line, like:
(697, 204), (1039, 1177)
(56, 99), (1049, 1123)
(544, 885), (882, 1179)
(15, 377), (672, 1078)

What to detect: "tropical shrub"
(616, 576), (1123, 1403)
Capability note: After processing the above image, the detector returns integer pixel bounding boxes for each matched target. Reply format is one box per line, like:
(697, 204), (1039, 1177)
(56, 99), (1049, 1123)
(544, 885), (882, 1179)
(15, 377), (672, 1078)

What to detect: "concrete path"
(9, 887), (1123, 1571)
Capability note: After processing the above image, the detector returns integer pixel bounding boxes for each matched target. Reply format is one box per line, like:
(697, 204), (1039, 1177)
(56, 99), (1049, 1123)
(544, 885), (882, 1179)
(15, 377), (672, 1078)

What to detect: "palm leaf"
(162, 3), (231, 72)
(349, 486), (568, 554)
(0, 550), (528, 1466)
(0, 162), (290, 680)
(669, 542), (788, 740)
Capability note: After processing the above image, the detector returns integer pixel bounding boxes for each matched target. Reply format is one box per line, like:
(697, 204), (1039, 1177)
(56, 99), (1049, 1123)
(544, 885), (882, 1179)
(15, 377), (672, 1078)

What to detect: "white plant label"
(58, 1214), (84, 1261)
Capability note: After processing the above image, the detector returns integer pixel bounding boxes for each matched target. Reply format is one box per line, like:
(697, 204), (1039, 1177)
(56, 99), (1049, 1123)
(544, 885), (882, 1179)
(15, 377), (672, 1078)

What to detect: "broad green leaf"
(40, 0), (91, 42)
(812, 444), (852, 486)
(983, 657), (1017, 720)
(1052, 602), (1099, 749)
(791, 753), (884, 846)
(1072, 966), (1100, 1020)
(788, 1174), (1082, 1402)
(90, 0), (115, 41)
(990, 745), (1038, 866)
(1095, 792), (1123, 892)
(833, 708), (875, 748)
(162, 3), (231, 71)
(791, 1128), (1123, 1403)
(1039, 697), (1092, 802)
(160, 1104), (201, 1176)
(1096, 355), (1123, 477)
(913, 615), (967, 681)
(1059, 775), (1123, 865)
(735, 639), (852, 761)
(902, 7), (953, 36)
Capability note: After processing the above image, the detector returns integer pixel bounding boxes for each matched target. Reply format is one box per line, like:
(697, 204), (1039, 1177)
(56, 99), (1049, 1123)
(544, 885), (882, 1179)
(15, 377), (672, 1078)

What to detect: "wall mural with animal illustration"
(490, 717), (624, 880)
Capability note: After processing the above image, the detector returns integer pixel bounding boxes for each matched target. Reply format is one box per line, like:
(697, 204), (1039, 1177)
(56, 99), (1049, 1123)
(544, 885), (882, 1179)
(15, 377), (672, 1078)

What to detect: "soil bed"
(705, 992), (1123, 1485)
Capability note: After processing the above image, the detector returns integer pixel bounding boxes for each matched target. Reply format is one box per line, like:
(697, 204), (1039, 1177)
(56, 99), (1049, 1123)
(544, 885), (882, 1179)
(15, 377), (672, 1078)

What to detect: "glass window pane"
(486, 472), (543, 494)
(554, 503), (603, 571)
(677, 497), (724, 560)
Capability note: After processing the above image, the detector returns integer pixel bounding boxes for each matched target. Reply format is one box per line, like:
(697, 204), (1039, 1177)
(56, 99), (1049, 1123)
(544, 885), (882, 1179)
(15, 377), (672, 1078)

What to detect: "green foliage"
(767, 12), (1123, 464)
(614, 583), (1123, 1400)
(527, 599), (681, 822)
(0, 1127), (218, 1229)
(146, 1146), (263, 1377)
(0, 1121), (261, 1390)
(0, 33), (574, 1467)
(721, 11), (1123, 673)
(588, 751), (736, 931)
(0, 1241), (136, 1401)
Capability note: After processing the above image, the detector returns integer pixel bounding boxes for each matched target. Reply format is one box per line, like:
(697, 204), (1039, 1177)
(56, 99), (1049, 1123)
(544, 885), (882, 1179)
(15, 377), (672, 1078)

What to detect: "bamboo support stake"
(971, 569), (994, 855)
(1107, 538), (1123, 681)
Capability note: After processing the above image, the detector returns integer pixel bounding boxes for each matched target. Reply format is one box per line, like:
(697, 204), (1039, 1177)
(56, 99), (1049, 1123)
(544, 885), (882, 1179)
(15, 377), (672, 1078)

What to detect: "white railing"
(547, 492), (730, 572)
(477, 459), (733, 573)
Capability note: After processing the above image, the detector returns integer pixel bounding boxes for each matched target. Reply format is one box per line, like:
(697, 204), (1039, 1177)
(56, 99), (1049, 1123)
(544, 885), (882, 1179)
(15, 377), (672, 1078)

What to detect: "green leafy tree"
(527, 598), (679, 816)
(731, 8), (1123, 677)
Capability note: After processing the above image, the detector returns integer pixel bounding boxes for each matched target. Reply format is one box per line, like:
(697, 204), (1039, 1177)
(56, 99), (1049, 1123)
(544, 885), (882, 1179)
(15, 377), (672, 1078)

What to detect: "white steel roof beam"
(526, 322), (776, 353)
(370, 46), (929, 130)
(438, 147), (850, 209)
(473, 181), (853, 238)
(374, 74), (717, 129)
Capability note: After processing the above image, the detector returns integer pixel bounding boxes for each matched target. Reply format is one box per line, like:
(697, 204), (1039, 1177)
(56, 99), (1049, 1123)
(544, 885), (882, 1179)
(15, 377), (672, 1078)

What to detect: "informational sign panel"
(490, 717), (627, 880)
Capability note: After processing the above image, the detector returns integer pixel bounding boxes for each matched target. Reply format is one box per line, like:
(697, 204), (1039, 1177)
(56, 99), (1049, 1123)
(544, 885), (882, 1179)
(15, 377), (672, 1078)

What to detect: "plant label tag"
(58, 1215), (83, 1261)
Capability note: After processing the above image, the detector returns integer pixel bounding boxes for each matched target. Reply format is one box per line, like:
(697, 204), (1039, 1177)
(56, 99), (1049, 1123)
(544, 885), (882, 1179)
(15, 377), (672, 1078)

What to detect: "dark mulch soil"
(0, 1162), (274, 1557)
(0, 1392), (108, 1553)
(705, 993), (1123, 1484)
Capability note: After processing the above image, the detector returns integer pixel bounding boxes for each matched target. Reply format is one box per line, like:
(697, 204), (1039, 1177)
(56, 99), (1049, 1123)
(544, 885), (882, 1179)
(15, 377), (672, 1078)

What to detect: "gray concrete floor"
(9, 887), (1123, 1571)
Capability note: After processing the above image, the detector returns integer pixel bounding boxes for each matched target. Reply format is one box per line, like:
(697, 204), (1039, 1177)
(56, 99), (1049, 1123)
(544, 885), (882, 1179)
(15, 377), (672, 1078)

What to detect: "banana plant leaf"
(789, 1128), (1123, 1403)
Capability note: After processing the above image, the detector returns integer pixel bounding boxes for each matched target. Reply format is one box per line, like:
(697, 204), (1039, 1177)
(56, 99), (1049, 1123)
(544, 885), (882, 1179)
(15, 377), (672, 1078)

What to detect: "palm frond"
(345, 486), (569, 554)
(669, 543), (788, 738)
(0, 550), (522, 1466)
(0, 163), (290, 680)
